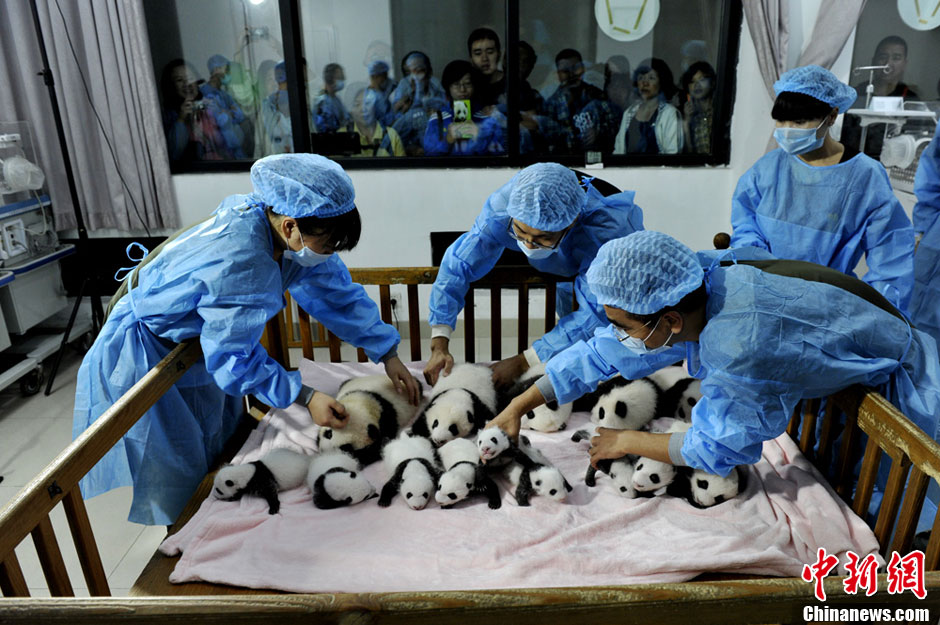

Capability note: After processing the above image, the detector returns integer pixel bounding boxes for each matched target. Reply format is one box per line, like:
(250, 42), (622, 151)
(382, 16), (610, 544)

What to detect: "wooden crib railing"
(265, 266), (570, 369)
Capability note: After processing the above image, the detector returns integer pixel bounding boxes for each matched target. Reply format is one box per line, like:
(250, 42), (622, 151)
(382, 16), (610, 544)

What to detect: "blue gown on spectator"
(199, 82), (247, 158)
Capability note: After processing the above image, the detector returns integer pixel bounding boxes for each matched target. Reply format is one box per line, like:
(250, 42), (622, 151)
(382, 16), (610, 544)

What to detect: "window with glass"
(143, 0), (740, 170)
(844, 2), (940, 160)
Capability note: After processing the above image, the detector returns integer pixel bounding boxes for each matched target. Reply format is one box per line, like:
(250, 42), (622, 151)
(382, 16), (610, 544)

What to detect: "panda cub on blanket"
(213, 448), (310, 514)
(306, 450), (376, 509)
(410, 364), (498, 446)
(378, 433), (442, 510)
(647, 365), (702, 422)
(632, 420), (691, 495)
(503, 436), (572, 506)
(434, 437), (501, 509)
(317, 374), (423, 466)
(504, 364), (573, 432)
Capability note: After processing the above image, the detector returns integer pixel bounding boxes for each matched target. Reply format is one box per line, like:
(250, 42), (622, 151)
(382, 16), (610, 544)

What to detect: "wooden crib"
(2, 265), (940, 624)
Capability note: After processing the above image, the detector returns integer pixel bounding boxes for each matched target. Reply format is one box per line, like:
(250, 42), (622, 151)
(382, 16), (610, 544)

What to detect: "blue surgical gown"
(429, 180), (644, 361)
(72, 198), (400, 525)
(731, 148), (915, 313)
(911, 123), (940, 348)
(543, 249), (940, 479)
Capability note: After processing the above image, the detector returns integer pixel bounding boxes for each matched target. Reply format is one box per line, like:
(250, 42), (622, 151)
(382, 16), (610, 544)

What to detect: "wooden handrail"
(0, 341), (203, 562)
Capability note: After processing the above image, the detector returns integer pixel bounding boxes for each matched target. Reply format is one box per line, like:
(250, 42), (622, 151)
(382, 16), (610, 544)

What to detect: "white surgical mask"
(285, 232), (332, 267)
(613, 317), (673, 355)
(773, 118), (827, 155)
(516, 240), (555, 259)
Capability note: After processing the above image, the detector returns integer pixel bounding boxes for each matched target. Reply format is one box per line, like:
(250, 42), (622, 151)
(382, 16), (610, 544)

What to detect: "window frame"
(167, 0), (742, 174)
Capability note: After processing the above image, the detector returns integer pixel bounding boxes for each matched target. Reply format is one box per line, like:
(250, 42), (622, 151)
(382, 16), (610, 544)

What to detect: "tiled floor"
(0, 347), (167, 597)
(0, 332), (531, 598)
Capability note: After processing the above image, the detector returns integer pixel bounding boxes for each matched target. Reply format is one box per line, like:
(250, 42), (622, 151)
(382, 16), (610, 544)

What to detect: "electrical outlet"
(389, 287), (404, 309)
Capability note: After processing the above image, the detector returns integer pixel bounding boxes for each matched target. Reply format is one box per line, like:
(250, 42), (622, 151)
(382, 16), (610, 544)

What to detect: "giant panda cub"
(306, 450), (376, 510)
(476, 426), (536, 470)
(503, 436), (572, 506)
(589, 376), (660, 431)
(434, 437), (501, 509)
(213, 448), (310, 514)
(631, 420), (691, 496)
(377, 434), (442, 510)
(505, 364), (573, 433)
(647, 365), (702, 422)
(411, 364), (498, 446)
(317, 374), (423, 466)
(688, 467), (743, 508)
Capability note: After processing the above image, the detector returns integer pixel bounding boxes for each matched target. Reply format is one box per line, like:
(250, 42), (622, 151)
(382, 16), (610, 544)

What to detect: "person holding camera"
(160, 59), (230, 163)
(423, 60), (504, 156)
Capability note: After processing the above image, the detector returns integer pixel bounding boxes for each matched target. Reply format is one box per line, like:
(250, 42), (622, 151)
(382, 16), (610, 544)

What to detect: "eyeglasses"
(506, 221), (568, 250)
(611, 318), (658, 343)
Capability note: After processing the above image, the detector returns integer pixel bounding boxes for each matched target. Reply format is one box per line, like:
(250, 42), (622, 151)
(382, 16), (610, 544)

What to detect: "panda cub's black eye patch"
(225, 480), (234, 487)
(636, 463), (644, 470)
(650, 474), (660, 484)
(432, 420), (439, 429)
(322, 429), (332, 439)
(688, 397), (697, 406)
(535, 480), (542, 486)
(490, 437), (498, 444)
(466, 482), (472, 489)
(449, 424), (459, 436)
(697, 479), (709, 489)
(406, 492), (413, 498)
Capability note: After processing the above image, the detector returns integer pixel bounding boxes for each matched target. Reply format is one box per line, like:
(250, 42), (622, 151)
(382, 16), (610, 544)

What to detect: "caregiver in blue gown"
(911, 122), (940, 348)
(489, 232), (940, 487)
(73, 153), (420, 525)
(424, 162), (643, 387)
(731, 65), (915, 314)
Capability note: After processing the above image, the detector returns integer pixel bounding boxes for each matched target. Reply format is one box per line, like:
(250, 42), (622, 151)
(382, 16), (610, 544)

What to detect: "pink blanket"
(159, 361), (881, 593)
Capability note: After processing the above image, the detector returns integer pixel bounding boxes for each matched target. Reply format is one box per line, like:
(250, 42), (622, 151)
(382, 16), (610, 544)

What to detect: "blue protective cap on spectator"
(368, 60), (390, 76)
(773, 64), (857, 113)
(506, 163), (584, 231)
(586, 231), (704, 314)
(208, 54), (230, 73)
(250, 154), (355, 218)
(274, 61), (287, 83)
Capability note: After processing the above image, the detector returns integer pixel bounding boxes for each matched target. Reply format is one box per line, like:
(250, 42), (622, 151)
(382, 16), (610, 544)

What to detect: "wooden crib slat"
(490, 286), (501, 361)
(464, 290), (475, 363)
(816, 399), (839, 478)
(31, 515), (74, 597)
(890, 465), (929, 556)
(407, 284), (421, 362)
(518, 285), (529, 355)
(835, 411), (861, 498)
(545, 282), (556, 332)
(328, 332), (341, 363)
(62, 489), (110, 597)
(0, 552), (29, 597)
(356, 348), (367, 363)
(262, 315), (289, 370)
(926, 506), (940, 570)
(786, 403), (800, 439)
(798, 398), (819, 459)
(297, 309), (314, 362)
(873, 455), (912, 551)
(379, 285), (392, 324)
(852, 437), (882, 518)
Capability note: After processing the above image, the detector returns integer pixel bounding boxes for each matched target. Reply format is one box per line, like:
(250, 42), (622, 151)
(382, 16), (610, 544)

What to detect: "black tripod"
(26, 0), (105, 396)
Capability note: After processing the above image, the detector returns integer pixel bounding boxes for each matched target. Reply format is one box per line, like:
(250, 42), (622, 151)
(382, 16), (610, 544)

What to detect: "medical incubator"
(0, 121), (88, 396)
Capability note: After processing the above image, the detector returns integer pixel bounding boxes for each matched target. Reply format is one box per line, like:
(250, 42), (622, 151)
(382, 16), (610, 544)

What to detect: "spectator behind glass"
(390, 51), (447, 156)
(539, 48), (608, 153)
(613, 58), (683, 154)
(346, 87), (405, 157)
(468, 27), (505, 108)
(160, 59), (232, 163)
(200, 54), (249, 158)
(843, 36), (921, 157)
(224, 60), (262, 157)
(423, 60), (505, 156)
(260, 61), (292, 154)
(313, 62), (353, 133)
(366, 59), (397, 126)
(516, 40), (543, 153)
(680, 61), (717, 154)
